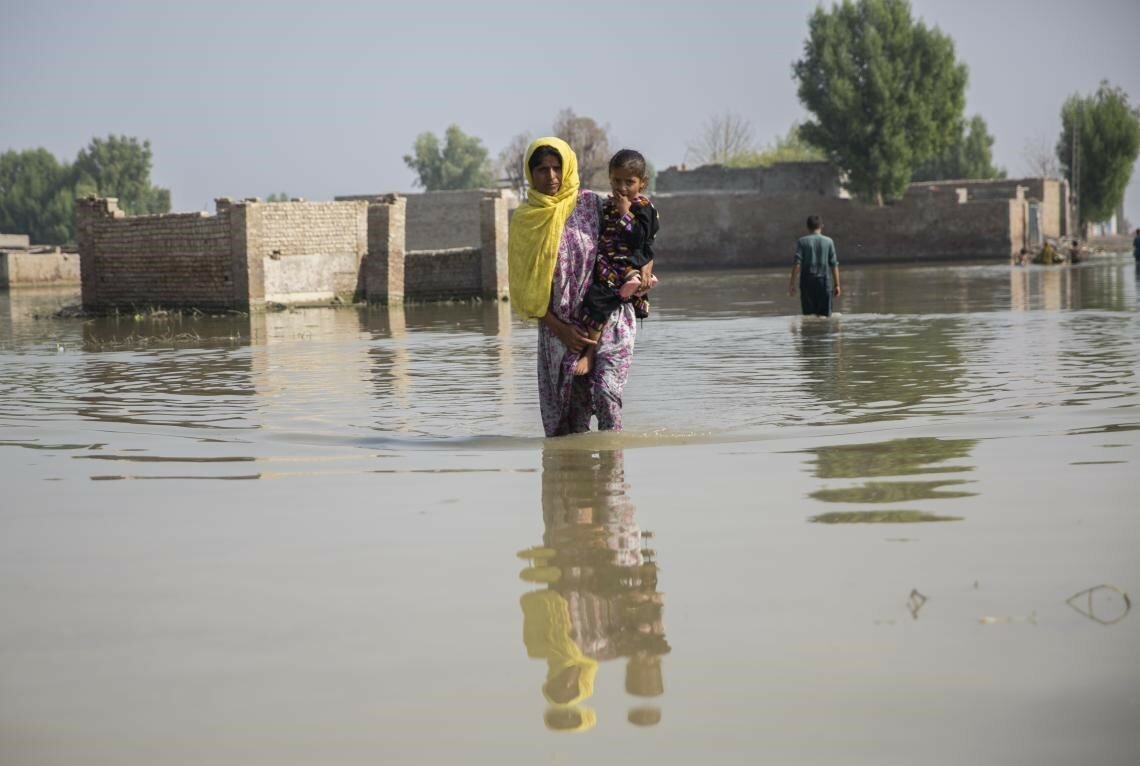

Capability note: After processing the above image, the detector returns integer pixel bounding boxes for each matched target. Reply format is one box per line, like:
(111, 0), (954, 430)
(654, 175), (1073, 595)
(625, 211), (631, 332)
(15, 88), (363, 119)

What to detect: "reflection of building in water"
(1012, 260), (1132, 313)
(800, 437), (977, 524)
(358, 303), (412, 425)
(794, 319), (967, 424)
(360, 299), (517, 435)
(248, 308), (374, 429)
(518, 448), (669, 732)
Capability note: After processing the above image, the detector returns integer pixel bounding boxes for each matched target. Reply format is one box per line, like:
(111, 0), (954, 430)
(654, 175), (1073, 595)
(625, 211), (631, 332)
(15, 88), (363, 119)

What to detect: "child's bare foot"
(619, 273), (642, 300)
(574, 349), (594, 376)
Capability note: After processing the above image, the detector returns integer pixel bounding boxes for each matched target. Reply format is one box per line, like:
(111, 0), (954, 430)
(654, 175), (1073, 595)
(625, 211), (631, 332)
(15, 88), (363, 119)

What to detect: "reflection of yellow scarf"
(507, 137), (581, 319)
(520, 590), (598, 731)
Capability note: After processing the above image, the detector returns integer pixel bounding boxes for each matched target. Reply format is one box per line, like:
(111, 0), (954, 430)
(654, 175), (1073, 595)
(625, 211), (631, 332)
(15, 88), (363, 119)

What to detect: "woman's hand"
(541, 313), (596, 354)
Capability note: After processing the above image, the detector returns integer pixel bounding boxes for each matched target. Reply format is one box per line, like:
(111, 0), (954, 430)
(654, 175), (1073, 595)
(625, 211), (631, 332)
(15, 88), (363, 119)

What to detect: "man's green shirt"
(795, 232), (838, 282)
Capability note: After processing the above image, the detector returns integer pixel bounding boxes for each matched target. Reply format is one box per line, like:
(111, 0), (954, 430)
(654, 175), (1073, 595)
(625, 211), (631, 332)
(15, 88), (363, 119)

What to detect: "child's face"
(610, 167), (646, 199)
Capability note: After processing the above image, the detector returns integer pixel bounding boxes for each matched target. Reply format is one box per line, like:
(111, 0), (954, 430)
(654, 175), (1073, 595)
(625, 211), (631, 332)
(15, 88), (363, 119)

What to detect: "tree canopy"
(793, 0), (968, 204)
(1056, 81), (1140, 226)
(403, 124), (495, 191)
(0, 135), (170, 245)
(912, 115), (1005, 181)
(72, 136), (170, 215)
(0, 149), (74, 245)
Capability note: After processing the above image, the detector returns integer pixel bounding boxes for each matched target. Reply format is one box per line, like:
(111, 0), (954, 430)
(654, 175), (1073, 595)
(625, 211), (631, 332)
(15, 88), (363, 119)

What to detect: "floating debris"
(907, 589), (928, 619)
(979, 612), (1037, 625)
(1066, 585), (1131, 625)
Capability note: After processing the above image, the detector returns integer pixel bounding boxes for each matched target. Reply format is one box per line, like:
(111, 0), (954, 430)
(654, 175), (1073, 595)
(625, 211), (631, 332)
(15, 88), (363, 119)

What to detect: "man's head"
(807, 214), (822, 232)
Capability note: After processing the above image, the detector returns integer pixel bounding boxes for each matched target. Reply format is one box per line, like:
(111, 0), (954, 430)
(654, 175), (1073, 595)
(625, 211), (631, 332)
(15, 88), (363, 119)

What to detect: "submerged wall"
(77, 191), (509, 311)
(656, 162), (845, 197)
(0, 249), (81, 287)
(653, 190), (1023, 268)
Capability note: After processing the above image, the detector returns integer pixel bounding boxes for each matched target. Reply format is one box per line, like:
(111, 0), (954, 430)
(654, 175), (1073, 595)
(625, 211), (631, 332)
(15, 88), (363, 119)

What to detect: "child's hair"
(528, 145), (562, 171)
(806, 214), (823, 231)
(609, 149), (648, 179)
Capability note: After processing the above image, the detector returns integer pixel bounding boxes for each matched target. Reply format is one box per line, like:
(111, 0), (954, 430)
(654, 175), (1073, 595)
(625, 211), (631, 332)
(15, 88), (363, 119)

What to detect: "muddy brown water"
(2, 256), (1137, 764)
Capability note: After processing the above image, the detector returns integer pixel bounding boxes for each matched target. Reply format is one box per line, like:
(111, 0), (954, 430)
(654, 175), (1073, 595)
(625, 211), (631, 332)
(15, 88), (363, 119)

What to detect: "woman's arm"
(540, 312), (596, 354)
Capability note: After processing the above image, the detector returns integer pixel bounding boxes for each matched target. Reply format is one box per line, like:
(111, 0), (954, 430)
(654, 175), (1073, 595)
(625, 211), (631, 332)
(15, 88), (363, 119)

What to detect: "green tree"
(1056, 81), (1140, 226)
(793, 0), (968, 204)
(266, 192), (291, 202)
(912, 115), (1005, 181)
(0, 148), (75, 244)
(72, 135), (171, 215)
(403, 124), (494, 191)
(552, 109), (611, 188)
(727, 123), (828, 167)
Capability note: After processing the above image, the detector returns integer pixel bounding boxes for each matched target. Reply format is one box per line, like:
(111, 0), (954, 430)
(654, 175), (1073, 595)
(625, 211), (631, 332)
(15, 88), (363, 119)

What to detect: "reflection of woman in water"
(518, 448), (669, 731)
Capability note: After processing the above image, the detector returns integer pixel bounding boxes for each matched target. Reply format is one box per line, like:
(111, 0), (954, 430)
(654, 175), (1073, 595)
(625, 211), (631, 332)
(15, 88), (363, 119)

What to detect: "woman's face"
(530, 155), (563, 196)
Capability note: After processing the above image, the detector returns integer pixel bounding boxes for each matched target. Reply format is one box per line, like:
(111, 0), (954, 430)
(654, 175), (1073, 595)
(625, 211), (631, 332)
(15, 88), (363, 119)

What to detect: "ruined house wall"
(656, 162), (845, 197)
(78, 198), (239, 310)
(405, 248), (482, 300)
(249, 201), (368, 305)
(339, 189), (517, 252)
(0, 250), (80, 287)
(653, 191), (1022, 268)
(909, 178), (1067, 239)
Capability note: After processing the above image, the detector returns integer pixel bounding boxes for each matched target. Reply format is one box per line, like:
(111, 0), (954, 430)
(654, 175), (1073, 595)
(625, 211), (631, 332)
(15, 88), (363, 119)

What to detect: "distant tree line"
(0, 135), (170, 244)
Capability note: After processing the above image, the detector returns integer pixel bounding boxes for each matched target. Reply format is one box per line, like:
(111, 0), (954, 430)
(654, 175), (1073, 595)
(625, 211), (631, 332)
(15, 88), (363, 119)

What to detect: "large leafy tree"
(72, 135), (171, 215)
(0, 135), (169, 245)
(552, 109), (611, 189)
(403, 124), (495, 191)
(1056, 81), (1140, 226)
(912, 115), (1005, 181)
(793, 0), (967, 204)
(0, 149), (75, 245)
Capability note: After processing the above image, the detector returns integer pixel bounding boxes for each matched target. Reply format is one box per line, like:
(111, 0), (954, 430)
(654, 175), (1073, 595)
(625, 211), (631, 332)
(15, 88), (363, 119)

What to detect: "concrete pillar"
(480, 192), (509, 300)
(363, 195), (406, 304)
(76, 196), (123, 310)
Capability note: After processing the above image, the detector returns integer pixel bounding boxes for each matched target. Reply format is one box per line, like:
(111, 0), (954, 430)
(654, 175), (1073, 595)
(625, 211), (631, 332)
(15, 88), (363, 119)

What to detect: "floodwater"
(1, 255), (1138, 765)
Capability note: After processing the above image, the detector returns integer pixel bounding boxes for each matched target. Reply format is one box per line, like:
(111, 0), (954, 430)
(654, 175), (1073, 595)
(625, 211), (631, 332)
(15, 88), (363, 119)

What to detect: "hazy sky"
(3, 0), (1139, 223)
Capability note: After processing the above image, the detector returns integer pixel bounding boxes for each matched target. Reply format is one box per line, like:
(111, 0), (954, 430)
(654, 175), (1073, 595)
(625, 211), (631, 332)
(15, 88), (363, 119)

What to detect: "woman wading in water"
(508, 137), (648, 436)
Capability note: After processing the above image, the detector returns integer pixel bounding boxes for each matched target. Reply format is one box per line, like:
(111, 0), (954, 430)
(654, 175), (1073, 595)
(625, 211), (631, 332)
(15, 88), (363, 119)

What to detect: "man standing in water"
(788, 214), (841, 317)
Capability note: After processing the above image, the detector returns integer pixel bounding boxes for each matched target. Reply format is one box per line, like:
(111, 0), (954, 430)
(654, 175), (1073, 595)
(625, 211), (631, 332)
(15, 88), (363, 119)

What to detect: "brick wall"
(78, 198), (239, 310)
(405, 248), (482, 300)
(653, 191), (1021, 268)
(250, 201), (368, 304)
(657, 162), (845, 197)
(74, 191), (508, 309)
(909, 178), (1067, 239)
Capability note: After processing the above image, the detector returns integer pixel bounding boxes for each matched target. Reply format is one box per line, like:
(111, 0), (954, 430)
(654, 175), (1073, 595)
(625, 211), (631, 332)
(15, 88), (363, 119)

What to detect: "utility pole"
(1071, 101), (1081, 239)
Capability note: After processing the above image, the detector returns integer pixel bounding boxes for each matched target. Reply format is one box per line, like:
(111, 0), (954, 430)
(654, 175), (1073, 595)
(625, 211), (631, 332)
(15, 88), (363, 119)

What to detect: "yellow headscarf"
(508, 137), (581, 319)
(520, 589), (598, 732)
